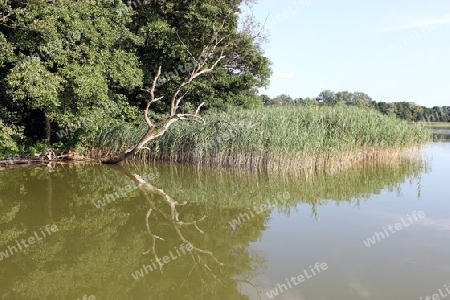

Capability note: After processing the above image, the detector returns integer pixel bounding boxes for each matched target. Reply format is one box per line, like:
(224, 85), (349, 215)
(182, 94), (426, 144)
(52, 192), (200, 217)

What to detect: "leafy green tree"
(266, 94), (294, 106)
(335, 91), (353, 105)
(411, 105), (425, 122)
(261, 94), (271, 106)
(131, 0), (270, 111)
(317, 90), (336, 105)
(1, 0), (271, 153)
(300, 97), (319, 106)
(386, 103), (398, 117)
(0, 120), (23, 155)
(377, 102), (389, 115)
(101, 0), (271, 163)
(393, 102), (413, 121)
(1, 0), (143, 143)
(352, 92), (373, 107)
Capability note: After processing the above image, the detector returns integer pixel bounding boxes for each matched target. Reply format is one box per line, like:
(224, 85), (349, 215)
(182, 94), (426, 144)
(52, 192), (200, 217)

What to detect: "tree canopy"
(0, 0), (271, 153)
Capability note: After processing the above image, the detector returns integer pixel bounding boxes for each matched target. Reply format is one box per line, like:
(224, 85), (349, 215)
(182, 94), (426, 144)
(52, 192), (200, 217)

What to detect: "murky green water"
(1, 132), (449, 300)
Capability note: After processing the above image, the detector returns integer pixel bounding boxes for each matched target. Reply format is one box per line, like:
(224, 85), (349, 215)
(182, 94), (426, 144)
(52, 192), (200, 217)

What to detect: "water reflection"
(428, 126), (450, 140)
(0, 155), (426, 299)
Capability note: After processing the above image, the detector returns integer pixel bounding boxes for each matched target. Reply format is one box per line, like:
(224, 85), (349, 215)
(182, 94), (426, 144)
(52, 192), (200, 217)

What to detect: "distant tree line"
(262, 90), (450, 123)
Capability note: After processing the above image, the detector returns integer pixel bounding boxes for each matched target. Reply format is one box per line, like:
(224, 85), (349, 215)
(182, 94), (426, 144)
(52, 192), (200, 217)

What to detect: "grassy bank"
(89, 106), (430, 174)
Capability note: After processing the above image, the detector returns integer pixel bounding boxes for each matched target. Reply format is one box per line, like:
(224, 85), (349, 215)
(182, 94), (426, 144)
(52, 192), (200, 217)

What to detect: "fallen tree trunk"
(102, 111), (203, 164)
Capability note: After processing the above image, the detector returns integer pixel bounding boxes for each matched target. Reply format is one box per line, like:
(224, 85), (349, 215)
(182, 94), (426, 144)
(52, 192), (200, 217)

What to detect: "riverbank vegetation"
(88, 105), (429, 175)
(0, 0), (270, 159)
(0, 1), (433, 171)
(265, 92), (450, 123)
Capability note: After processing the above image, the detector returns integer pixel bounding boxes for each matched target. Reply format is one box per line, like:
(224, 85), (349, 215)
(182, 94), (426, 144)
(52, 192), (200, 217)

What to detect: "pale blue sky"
(245, 0), (450, 106)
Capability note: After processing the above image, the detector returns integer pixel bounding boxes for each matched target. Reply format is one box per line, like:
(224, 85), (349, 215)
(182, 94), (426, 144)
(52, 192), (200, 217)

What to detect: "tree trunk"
(102, 132), (149, 165)
(102, 27), (229, 164)
(102, 117), (180, 164)
(44, 109), (51, 143)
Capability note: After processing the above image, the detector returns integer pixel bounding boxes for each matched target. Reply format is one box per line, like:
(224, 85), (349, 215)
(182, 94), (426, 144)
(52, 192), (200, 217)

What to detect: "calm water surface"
(0, 132), (449, 300)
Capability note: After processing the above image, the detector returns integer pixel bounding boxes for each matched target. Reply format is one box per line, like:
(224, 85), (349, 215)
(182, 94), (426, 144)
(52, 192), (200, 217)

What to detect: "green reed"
(88, 105), (430, 174)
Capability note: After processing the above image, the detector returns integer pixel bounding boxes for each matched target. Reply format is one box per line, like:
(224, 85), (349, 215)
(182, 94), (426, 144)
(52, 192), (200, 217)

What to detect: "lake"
(0, 128), (449, 300)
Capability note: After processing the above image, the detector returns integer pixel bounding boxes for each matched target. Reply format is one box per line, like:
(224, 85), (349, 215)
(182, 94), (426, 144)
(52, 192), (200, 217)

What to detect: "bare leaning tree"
(103, 26), (233, 164)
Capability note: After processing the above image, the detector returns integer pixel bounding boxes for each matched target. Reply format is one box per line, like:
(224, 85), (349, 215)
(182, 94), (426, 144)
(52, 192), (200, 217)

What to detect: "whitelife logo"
(266, 262), (328, 299)
(363, 211), (425, 247)
(421, 283), (450, 300)
(228, 192), (290, 230)
(77, 295), (95, 300)
(0, 225), (58, 261)
(131, 243), (193, 280)
(92, 173), (155, 209)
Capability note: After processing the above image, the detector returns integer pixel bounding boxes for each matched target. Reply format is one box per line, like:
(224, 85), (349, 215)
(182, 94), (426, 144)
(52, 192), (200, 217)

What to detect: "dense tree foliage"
(0, 0), (271, 155)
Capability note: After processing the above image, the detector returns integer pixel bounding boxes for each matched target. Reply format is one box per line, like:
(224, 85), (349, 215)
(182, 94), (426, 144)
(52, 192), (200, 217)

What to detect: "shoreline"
(0, 151), (91, 170)
(1, 144), (424, 176)
(116, 145), (424, 176)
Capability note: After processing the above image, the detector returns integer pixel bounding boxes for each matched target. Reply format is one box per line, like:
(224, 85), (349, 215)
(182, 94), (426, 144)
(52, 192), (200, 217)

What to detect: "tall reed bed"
(88, 106), (430, 175)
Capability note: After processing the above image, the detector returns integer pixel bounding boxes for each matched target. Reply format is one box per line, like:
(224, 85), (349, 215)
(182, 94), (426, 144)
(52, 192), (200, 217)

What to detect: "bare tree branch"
(113, 167), (225, 272)
(143, 206), (164, 271)
(144, 65), (162, 128)
(170, 46), (227, 116)
(0, 12), (12, 23)
(176, 32), (197, 63)
(103, 23), (237, 164)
